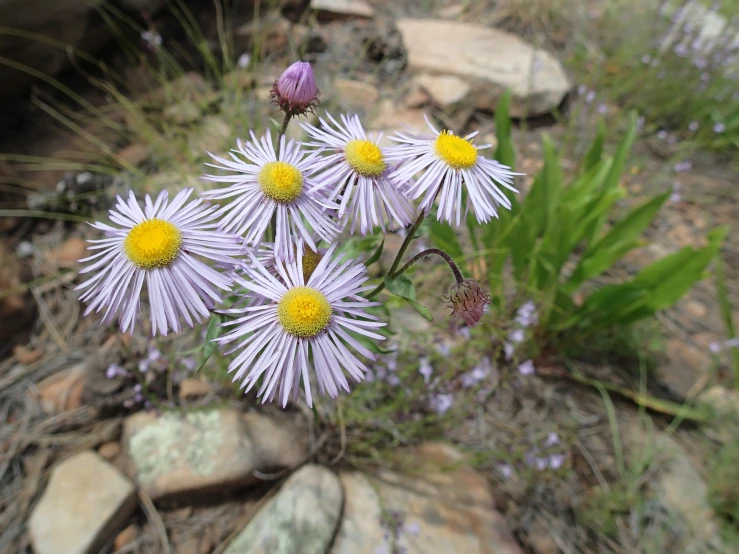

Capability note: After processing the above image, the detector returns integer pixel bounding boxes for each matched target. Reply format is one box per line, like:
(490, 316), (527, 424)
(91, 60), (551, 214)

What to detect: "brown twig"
(138, 489), (170, 554)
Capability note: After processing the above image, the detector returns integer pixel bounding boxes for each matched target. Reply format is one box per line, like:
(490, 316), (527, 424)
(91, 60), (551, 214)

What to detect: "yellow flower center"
(302, 248), (322, 281)
(258, 161), (304, 203)
(124, 219), (182, 269)
(434, 131), (478, 170)
(277, 286), (332, 338)
(344, 139), (386, 177)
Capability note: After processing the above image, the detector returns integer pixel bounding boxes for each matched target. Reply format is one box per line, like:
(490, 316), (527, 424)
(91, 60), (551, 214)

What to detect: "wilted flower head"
(271, 61), (320, 117)
(445, 279), (490, 327)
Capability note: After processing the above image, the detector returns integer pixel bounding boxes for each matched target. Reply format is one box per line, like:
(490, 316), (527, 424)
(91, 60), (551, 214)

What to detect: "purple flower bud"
(544, 432), (560, 447)
(714, 122), (726, 133)
(105, 363), (127, 379)
(585, 91), (596, 104)
(509, 329), (525, 344)
(709, 342), (722, 353)
(446, 279), (490, 327)
(499, 463), (513, 479)
(270, 61), (320, 117)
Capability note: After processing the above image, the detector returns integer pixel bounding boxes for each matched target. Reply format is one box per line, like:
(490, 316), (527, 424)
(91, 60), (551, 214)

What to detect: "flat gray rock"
(224, 465), (343, 554)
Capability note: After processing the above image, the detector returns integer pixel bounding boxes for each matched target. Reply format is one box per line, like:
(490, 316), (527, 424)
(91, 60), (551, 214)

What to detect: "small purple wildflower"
(387, 374), (401, 387)
(549, 453), (566, 470)
(674, 160), (692, 172)
(429, 393), (454, 415)
(141, 30), (163, 48)
(585, 91), (596, 104)
(641, 54), (652, 64)
(518, 360), (535, 376)
(499, 463), (513, 479)
(436, 342), (451, 357)
(237, 53), (251, 69)
(419, 357), (433, 385)
(714, 122), (726, 133)
(688, 121), (699, 132)
(404, 522), (420, 537)
(509, 329), (525, 344)
(504, 342), (515, 360)
(105, 363), (127, 379)
(180, 357), (196, 372)
(657, 130), (668, 140)
(709, 342), (722, 353)
(515, 301), (538, 328)
(544, 432), (560, 447)
(461, 357), (491, 388)
(577, 84), (587, 95)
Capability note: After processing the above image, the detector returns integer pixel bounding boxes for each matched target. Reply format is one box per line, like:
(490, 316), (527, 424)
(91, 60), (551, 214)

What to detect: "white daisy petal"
(218, 240), (386, 407)
(385, 118), (523, 225)
(76, 188), (242, 336)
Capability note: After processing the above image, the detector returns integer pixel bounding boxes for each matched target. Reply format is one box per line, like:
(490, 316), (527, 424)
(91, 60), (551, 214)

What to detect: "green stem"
(366, 212), (426, 299)
(393, 248), (465, 284)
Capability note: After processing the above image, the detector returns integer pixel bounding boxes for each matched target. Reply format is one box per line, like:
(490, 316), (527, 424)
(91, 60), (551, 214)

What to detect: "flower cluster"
(77, 61), (520, 407)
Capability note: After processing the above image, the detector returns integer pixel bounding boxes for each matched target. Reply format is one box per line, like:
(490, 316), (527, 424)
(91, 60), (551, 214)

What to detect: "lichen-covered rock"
(223, 465), (343, 554)
(29, 451), (137, 554)
(123, 409), (308, 502)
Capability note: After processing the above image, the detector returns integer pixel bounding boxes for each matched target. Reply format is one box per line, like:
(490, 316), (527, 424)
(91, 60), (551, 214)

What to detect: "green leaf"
(567, 192), (670, 290)
(429, 220), (464, 261)
(494, 90), (515, 169)
(197, 315), (222, 372)
(635, 225), (728, 311)
(385, 274), (434, 321)
(583, 120), (605, 172)
(366, 239), (384, 266)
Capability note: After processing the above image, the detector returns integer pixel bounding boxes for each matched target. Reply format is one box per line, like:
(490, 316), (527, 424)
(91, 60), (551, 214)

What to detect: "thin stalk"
(366, 212), (425, 299)
(393, 248), (465, 284)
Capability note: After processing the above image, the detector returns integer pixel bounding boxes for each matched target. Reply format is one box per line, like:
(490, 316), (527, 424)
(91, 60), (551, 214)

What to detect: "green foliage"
(442, 103), (727, 348)
(715, 255), (739, 388)
(384, 274), (434, 321)
(197, 314), (222, 372)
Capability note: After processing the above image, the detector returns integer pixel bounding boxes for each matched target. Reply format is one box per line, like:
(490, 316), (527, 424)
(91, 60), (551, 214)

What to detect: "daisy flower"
(77, 189), (241, 336)
(385, 116), (520, 227)
(301, 113), (415, 234)
(217, 242), (385, 407)
(201, 130), (339, 260)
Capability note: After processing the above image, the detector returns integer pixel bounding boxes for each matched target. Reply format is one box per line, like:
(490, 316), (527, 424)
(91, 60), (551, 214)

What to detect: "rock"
(243, 412), (308, 470)
(29, 451), (137, 554)
(116, 143), (151, 168)
(416, 74), (471, 108)
(396, 19), (570, 117)
(48, 236), (87, 267)
(13, 344), (43, 365)
(310, 0), (374, 21)
(334, 79), (380, 112)
(404, 89), (430, 109)
(331, 443), (523, 554)
(437, 3), (465, 18)
(113, 524), (138, 551)
(683, 299), (708, 319)
(663, 339), (710, 397)
(223, 465), (342, 554)
(123, 409), (308, 502)
(179, 378), (211, 401)
(188, 116), (232, 157)
(98, 441), (122, 461)
(163, 101), (202, 125)
(32, 363), (86, 414)
(0, 240), (33, 345)
(235, 12), (291, 54)
(141, 72), (215, 104)
(369, 100), (429, 147)
(623, 420), (724, 551)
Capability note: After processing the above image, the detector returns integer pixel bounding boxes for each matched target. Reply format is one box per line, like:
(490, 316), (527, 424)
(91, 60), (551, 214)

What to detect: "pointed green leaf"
(385, 274), (434, 321)
(197, 315), (222, 372)
(583, 120), (605, 172)
(495, 90), (515, 169)
(366, 239), (384, 266)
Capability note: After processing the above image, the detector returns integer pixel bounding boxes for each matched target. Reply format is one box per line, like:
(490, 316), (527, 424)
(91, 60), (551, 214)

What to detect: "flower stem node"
(446, 279), (490, 327)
